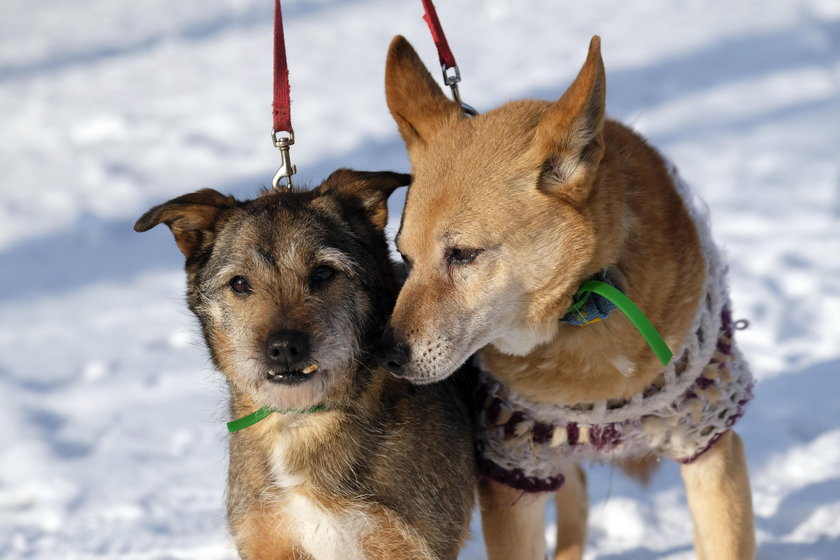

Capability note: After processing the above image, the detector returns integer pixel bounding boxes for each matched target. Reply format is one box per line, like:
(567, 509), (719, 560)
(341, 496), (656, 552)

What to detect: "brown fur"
(380, 35), (755, 559)
(136, 169), (476, 559)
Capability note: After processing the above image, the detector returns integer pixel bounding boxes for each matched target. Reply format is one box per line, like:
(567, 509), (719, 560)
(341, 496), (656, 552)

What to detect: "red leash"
(271, 0), (296, 190)
(420, 0), (476, 115)
(269, 0), (470, 190)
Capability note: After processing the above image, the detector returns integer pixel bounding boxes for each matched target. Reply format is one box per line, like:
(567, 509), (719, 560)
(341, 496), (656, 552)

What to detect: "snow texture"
(2, 0), (839, 558)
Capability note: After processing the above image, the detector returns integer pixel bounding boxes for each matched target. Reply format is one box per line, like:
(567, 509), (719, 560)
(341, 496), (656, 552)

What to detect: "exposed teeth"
(301, 364), (318, 375)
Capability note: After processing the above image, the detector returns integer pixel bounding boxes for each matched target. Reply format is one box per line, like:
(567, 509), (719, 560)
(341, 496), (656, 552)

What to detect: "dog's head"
(378, 36), (626, 384)
(135, 169), (409, 410)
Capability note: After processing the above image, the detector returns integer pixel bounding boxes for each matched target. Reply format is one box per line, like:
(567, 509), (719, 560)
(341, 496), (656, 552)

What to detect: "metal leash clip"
(442, 64), (478, 116)
(271, 129), (296, 191)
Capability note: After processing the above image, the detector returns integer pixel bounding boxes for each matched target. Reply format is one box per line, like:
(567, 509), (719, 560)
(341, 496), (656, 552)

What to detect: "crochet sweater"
(475, 166), (754, 493)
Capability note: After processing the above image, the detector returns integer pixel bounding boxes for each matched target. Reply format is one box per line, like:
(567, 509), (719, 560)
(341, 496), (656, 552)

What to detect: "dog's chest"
(270, 441), (369, 560)
(283, 492), (368, 560)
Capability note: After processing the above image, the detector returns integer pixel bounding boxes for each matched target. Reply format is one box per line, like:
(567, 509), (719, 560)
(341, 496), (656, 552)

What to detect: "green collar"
(229, 280), (672, 433)
(227, 404), (325, 433)
(567, 279), (673, 367)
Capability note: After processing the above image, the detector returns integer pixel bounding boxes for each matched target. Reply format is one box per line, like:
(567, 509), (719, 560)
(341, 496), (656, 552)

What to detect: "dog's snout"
(378, 326), (412, 377)
(265, 329), (311, 369)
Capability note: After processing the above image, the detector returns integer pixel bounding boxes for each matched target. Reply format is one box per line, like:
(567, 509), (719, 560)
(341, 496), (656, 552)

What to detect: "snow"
(2, 0), (839, 558)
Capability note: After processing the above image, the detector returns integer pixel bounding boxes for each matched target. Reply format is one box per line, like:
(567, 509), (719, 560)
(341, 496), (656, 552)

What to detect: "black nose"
(265, 329), (311, 369)
(377, 326), (411, 377)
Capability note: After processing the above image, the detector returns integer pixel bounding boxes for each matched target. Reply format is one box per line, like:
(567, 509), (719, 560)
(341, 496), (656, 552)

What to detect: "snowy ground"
(2, 0), (839, 558)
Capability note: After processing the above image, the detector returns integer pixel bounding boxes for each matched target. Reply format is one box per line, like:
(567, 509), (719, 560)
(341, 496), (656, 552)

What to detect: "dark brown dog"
(135, 169), (476, 560)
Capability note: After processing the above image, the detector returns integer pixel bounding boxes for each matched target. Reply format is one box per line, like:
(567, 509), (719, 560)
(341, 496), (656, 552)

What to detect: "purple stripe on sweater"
(567, 423), (579, 445)
(695, 376), (716, 389)
(591, 424), (623, 450)
(477, 457), (565, 493)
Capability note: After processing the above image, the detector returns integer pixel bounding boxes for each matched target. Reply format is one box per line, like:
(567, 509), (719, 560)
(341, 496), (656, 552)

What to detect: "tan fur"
(552, 464), (588, 560)
(136, 170), (476, 559)
(382, 35), (755, 559)
(233, 502), (299, 560)
(478, 478), (551, 560)
(681, 431), (756, 559)
(478, 464), (590, 560)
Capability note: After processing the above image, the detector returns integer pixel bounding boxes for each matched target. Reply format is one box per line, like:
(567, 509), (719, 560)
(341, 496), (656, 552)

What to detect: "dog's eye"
(229, 276), (252, 295)
(447, 247), (483, 266)
(312, 265), (335, 283)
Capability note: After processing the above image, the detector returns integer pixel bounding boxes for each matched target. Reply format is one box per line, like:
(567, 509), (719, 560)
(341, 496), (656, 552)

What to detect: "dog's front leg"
(552, 463), (588, 560)
(680, 430), (756, 559)
(479, 478), (550, 560)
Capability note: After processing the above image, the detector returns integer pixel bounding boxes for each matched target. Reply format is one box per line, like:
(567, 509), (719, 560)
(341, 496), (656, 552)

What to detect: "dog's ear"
(533, 36), (606, 195)
(385, 35), (463, 151)
(318, 169), (411, 230)
(134, 189), (236, 258)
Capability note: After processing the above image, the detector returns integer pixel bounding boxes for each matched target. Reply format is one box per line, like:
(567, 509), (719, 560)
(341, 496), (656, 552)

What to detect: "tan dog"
(135, 170), (476, 560)
(378, 35), (755, 559)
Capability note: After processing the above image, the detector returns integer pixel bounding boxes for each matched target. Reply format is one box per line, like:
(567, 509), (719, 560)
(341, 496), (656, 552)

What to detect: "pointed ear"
(134, 189), (237, 258)
(533, 36), (606, 194)
(317, 168), (411, 230)
(385, 35), (463, 151)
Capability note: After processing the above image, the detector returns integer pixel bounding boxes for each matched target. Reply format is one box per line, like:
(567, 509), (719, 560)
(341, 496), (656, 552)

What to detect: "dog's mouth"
(265, 363), (319, 386)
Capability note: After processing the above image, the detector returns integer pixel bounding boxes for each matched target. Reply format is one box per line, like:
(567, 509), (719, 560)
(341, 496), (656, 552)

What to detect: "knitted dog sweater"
(475, 166), (754, 493)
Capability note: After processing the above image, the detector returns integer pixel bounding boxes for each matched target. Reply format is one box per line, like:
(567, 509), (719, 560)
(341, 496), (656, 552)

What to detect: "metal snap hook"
(271, 130), (296, 191)
(442, 64), (478, 117)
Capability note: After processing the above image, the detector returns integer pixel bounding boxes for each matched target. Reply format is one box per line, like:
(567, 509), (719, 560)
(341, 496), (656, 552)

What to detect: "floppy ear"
(533, 36), (606, 195)
(385, 35), (463, 151)
(317, 168), (411, 230)
(134, 189), (237, 258)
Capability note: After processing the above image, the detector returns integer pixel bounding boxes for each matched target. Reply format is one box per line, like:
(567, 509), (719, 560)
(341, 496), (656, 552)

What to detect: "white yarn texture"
(476, 165), (754, 488)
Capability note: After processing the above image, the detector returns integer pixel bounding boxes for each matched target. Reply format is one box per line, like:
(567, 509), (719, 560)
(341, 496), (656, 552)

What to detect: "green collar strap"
(229, 280), (672, 432)
(568, 280), (674, 367)
(227, 404), (325, 433)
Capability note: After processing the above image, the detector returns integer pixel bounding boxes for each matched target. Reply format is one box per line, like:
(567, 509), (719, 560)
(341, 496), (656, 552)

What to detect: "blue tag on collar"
(561, 273), (618, 326)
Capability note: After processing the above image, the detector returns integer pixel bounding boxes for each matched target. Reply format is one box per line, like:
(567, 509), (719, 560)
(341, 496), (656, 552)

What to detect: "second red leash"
(420, 0), (477, 115)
